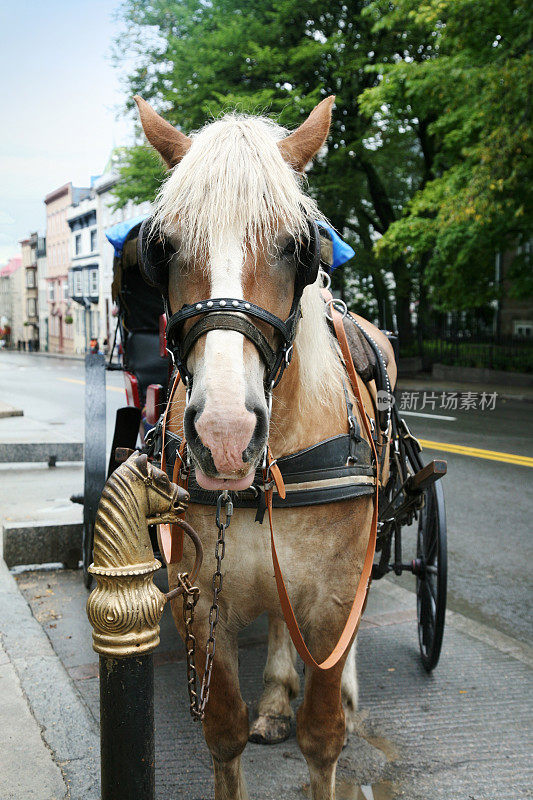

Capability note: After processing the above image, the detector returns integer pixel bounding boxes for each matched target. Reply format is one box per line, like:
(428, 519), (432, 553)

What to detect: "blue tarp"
(316, 220), (355, 270)
(105, 214), (149, 257)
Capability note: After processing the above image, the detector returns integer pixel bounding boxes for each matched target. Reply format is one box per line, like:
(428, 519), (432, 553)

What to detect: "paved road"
(393, 389), (533, 642)
(0, 351), (124, 448)
(1, 350), (532, 641)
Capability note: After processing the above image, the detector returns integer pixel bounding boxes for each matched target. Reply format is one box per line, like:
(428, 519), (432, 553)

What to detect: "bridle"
(137, 216), (322, 391)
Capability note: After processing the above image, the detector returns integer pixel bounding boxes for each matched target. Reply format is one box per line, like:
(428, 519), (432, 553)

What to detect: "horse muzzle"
(184, 400), (268, 489)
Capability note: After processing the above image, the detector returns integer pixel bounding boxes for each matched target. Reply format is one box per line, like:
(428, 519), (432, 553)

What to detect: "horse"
(134, 93), (396, 800)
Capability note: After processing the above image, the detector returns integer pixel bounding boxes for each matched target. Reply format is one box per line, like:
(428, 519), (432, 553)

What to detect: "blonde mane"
(152, 112), (345, 407)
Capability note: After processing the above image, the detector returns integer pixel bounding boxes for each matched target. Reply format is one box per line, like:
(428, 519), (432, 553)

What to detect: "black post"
(100, 654), (155, 800)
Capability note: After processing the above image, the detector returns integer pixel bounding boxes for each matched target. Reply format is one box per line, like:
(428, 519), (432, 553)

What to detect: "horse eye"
(282, 238), (297, 258)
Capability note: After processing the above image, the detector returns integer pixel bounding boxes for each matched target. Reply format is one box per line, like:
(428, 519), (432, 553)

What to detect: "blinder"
(137, 216), (322, 388)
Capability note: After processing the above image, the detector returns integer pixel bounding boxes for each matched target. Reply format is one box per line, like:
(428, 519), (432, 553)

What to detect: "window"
(75, 234), (81, 255)
(48, 282), (55, 302)
(74, 271), (82, 297)
(68, 271), (74, 298)
(90, 230), (97, 252)
(83, 268), (90, 297)
(27, 298), (37, 317)
(89, 269), (98, 296)
(62, 280), (68, 301)
(514, 321), (533, 338)
(26, 269), (36, 288)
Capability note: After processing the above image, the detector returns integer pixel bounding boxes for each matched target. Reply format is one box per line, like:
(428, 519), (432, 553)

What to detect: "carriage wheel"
(416, 479), (447, 671)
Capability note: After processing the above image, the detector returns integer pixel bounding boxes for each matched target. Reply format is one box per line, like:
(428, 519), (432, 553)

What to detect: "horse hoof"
(248, 714), (292, 744)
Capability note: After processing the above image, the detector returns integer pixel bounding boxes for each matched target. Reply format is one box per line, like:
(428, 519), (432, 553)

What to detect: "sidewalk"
(397, 373), (533, 403)
(1, 348), (84, 362)
(1, 561), (531, 800)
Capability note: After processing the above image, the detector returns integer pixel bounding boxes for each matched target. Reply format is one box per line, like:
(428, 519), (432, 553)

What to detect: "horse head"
(135, 96), (339, 491)
(92, 452), (188, 570)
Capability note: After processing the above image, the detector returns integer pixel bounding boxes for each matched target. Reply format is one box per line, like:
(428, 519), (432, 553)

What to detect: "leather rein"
(158, 287), (381, 671)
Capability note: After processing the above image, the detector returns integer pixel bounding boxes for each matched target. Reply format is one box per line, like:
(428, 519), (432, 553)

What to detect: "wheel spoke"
(426, 575), (437, 604)
(426, 523), (438, 562)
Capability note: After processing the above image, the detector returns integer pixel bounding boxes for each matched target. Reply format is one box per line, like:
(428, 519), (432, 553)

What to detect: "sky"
(0, 0), (137, 263)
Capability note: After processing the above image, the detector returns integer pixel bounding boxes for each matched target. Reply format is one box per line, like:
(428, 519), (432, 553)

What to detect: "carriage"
(78, 214), (169, 587)
(79, 212), (447, 673)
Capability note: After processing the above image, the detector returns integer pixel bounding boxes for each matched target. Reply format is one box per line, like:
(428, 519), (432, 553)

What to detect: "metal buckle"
(285, 344), (294, 365)
(325, 298), (348, 322)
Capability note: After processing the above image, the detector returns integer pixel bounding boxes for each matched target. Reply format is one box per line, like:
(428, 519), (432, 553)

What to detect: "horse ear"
(134, 96), (192, 169)
(278, 96), (335, 172)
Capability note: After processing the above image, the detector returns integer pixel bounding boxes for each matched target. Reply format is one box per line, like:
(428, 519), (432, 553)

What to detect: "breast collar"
(151, 380), (376, 522)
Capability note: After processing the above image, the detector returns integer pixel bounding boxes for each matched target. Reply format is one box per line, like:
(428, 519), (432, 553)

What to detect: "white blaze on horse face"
(193, 234), (260, 478)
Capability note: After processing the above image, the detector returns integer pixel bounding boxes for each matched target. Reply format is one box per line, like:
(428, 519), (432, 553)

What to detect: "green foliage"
(112, 0), (532, 332)
(361, 0), (533, 309)
(113, 0), (420, 333)
(111, 145), (166, 209)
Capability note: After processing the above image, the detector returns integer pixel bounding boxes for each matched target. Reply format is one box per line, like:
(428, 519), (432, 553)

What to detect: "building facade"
(37, 235), (48, 350)
(0, 256), (22, 347)
(44, 183), (89, 353)
(19, 234), (40, 350)
(66, 192), (100, 353)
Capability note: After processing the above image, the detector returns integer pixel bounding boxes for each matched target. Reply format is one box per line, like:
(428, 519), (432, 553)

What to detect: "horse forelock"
(151, 113), (320, 263)
(152, 111), (344, 408)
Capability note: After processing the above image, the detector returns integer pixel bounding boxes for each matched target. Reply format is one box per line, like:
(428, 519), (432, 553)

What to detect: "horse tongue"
(195, 467), (255, 492)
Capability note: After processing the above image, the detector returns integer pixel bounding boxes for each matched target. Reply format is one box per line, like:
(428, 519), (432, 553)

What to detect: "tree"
(112, 0), (424, 340)
(360, 0), (533, 311)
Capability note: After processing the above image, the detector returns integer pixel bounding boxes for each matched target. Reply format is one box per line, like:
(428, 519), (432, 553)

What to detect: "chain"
(181, 490), (232, 721)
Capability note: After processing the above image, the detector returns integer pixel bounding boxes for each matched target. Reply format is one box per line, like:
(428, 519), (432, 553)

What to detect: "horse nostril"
(183, 403), (200, 445)
(242, 405), (269, 463)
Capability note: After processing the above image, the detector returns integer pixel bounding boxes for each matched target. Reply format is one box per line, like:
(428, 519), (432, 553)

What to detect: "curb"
(0, 560), (100, 800)
(379, 578), (533, 667)
(397, 379), (533, 404)
(3, 521), (82, 569)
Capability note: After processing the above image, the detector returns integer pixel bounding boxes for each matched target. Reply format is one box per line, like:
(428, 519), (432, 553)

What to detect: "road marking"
(419, 439), (533, 468)
(59, 377), (124, 394)
(401, 410), (457, 421)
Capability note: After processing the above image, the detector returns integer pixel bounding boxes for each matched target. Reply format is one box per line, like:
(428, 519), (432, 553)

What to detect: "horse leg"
(297, 661), (346, 800)
(203, 643), (250, 800)
(170, 590), (249, 800)
(341, 637), (359, 736)
(249, 615), (299, 744)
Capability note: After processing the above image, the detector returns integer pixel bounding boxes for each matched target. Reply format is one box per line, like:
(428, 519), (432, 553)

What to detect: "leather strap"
(263, 291), (379, 670)
(159, 291), (380, 666)
(181, 312), (278, 376)
(158, 372), (187, 564)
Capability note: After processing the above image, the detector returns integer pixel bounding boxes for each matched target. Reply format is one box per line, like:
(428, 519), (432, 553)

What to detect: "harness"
(139, 214), (388, 673)
(158, 404), (375, 522)
(138, 215), (321, 389)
